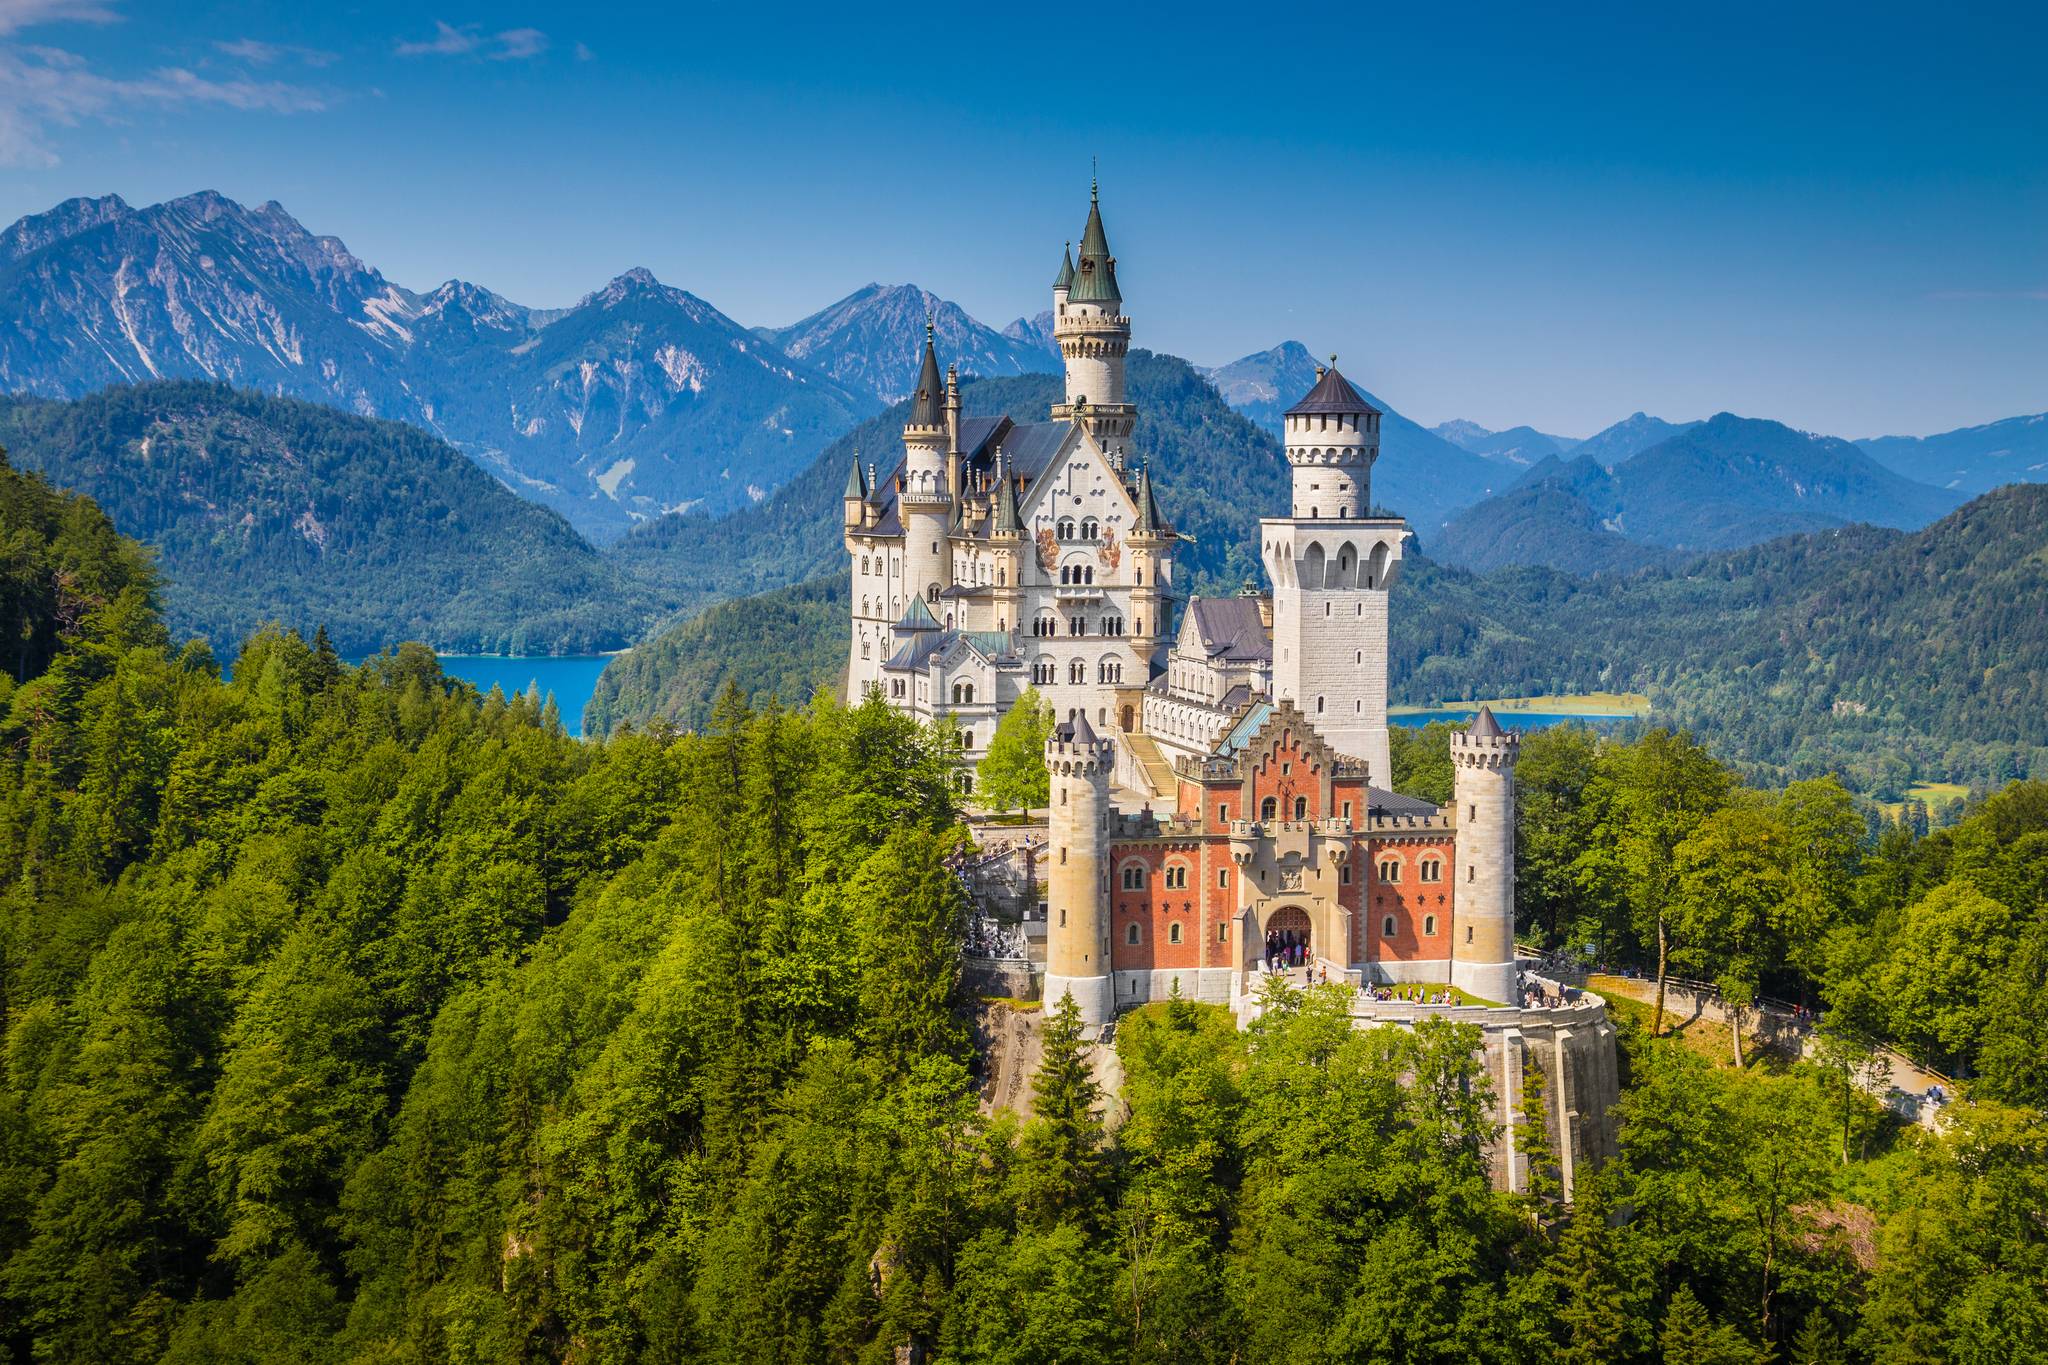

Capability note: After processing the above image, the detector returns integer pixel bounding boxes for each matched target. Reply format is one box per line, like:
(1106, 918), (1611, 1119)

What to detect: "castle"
(846, 182), (1523, 1020)
(851, 184), (1618, 1195)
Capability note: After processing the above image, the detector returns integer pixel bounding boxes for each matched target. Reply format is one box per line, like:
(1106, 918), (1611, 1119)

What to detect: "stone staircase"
(1123, 731), (1177, 800)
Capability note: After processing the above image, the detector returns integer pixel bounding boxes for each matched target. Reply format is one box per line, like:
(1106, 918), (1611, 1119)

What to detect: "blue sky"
(0, 0), (2041, 437)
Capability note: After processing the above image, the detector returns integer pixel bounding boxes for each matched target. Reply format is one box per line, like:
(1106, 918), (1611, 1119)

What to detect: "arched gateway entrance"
(1264, 905), (1313, 970)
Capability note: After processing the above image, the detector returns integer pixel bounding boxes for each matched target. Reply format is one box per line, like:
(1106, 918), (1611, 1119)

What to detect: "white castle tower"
(900, 324), (953, 609)
(1042, 712), (1113, 1027)
(1450, 707), (1520, 1003)
(1260, 360), (1406, 783)
(1050, 181), (1135, 467)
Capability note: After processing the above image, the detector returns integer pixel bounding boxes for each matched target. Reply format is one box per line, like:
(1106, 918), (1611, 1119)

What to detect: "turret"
(901, 322), (953, 609)
(1052, 241), (1074, 312)
(945, 361), (963, 505)
(1052, 180), (1135, 461)
(1284, 358), (1381, 520)
(1261, 359), (1406, 782)
(1450, 707), (1520, 1004)
(1126, 462), (1172, 652)
(841, 451), (868, 530)
(1043, 711), (1114, 1027)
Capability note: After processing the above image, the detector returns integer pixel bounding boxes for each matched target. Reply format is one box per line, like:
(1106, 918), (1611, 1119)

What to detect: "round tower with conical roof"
(1285, 357), (1381, 520)
(1043, 711), (1114, 1027)
(901, 323), (954, 611)
(1261, 360), (1406, 783)
(1450, 706), (1520, 1004)
(1052, 181), (1135, 463)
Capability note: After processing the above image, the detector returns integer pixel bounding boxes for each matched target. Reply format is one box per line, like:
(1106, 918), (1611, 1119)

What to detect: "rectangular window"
(1218, 924), (1228, 942)
(1218, 869), (1228, 888)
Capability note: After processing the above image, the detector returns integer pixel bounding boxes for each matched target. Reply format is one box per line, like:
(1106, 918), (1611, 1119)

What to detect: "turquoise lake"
(434, 655), (614, 737)
(1392, 709), (1636, 732)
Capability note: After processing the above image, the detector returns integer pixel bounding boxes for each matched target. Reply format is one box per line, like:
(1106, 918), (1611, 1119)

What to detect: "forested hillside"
(0, 382), (650, 656)
(1395, 484), (2048, 792)
(1, 473), (2043, 1362)
(601, 485), (2047, 794)
(585, 574), (848, 735)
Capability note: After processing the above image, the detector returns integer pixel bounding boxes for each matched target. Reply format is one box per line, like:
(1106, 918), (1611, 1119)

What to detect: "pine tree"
(1789, 1311), (1846, 1365)
(1015, 991), (1105, 1227)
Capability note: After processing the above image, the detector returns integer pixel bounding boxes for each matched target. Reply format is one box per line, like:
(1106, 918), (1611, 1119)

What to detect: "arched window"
(1080, 517), (1098, 539)
(1058, 518), (1075, 539)
(1293, 796), (1308, 819)
(1382, 915), (1397, 937)
(1168, 922), (1183, 945)
(1420, 858), (1442, 883)
(861, 640), (870, 659)
(1164, 864), (1187, 890)
(1126, 922), (1142, 945)
(1378, 857), (1400, 882)
(1122, 865), (1145, 890)
(1260, 797), (1278, 821)
(1423, 914), (1438, 936)
(1084, 565), (1094, 584)
(1069, 659), (1086, 684)
(1316, 695), (1325, 713)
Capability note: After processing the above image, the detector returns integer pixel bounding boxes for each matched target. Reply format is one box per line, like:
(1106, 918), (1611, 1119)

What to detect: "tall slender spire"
(907, 318), (945, 428)
(992, 450), (1022, 533)
(1053, 241), (1075, 291)
(843, 450), (867, 500)
(1070, 178), (1120, 305)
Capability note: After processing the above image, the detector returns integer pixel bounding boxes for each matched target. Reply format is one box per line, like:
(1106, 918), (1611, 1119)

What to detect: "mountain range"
(1194, 341), (1513, 536)
(1856, 412), (2048, 495)
(0, 191), (878, 541)
(1430, 420), (1578, 465)
(1430, 414), (1968, 574)
(756, 283), (1060, 404)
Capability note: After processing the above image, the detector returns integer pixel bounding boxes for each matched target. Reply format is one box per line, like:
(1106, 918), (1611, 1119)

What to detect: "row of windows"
(1031, 614), (1124, 637)
(1375, 856), (1444, 883)
(1031, 659), (1126, 685)
(1056, 517), (1102, 540)
(1058, 564), (1098, 585)
(1126, 921), (1186, 945)
(949, 682), (977, 704)
(1120, 863), (1195, 890)
(1380, 913), (1438, 937)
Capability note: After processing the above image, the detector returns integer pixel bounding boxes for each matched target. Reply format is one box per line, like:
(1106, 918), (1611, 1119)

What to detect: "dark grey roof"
(1366, 786), (1441, 818)
(908, 330), (945, 427)
(1469, 705), (1505, 739)
(1064, 710), (1099, 746)
(863, 416), (1070, 537)
(842, 454), (866, 500)
(1285, 364), (1380, 418)
(1132, 463), (1166, 534)
(1188, 596), (1272, 663)
(1053, 242), (1075, 291)
(1219, 683), (1253, 709)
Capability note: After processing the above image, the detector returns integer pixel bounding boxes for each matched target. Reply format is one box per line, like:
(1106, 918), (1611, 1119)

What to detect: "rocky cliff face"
(0, 192), (874, 541)
(759, 283), (1059, 405)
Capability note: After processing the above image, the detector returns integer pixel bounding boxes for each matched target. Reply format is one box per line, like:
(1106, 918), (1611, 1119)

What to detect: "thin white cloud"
(492, 27), (547, 61)
(0, 0), (116, 38)
(396, 20), (551, 61)
(395, 20), (478, 57)
(0, 43), (326, 167)
(214, 37), (338, 68)
(573, 40), (594, 62)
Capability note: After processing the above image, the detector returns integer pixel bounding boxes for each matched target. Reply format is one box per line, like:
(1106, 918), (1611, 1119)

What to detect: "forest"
(0, 386), (651, 657)
(2, 449), (2045, 1363)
